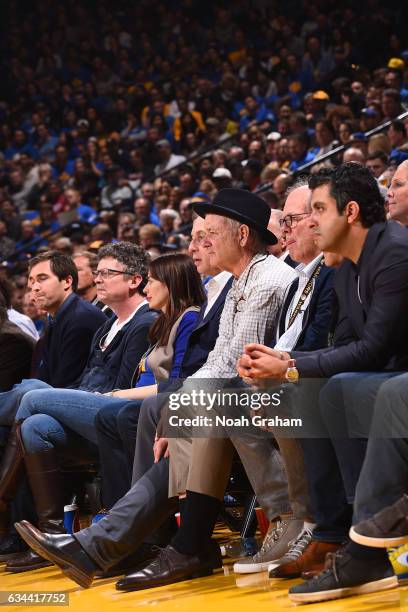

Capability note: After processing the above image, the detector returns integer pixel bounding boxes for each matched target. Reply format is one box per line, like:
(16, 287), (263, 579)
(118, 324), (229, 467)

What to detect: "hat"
(388, 58), (405, 71)
(244, 159), (263, 174)
(157, 139), (171, 148)
(77, 119), (90, 128)
(351, 132), (368, 142)
(266, 131), (282, 142)
(212, 167), (232, 179)
(361, 107), (379, 117)
(205, 117), (220, 128)
(313, 90), (330, 101)
(192, 188), (277, 245)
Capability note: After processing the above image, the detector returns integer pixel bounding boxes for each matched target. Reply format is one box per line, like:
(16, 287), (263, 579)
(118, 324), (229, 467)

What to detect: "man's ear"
(64, 275), (73, 291)
(239, 224), (250, 246)
(345, 200), (361, 225)
(129, 274), (143, 290)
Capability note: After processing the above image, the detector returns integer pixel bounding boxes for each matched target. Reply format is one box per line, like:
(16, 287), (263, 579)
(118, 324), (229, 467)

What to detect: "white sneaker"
(233, 519), (304, 574)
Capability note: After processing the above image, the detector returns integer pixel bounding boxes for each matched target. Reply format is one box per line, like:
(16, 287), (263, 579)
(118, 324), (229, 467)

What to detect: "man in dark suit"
(0, 251), (107, 424)
(237, 164), (408, 603)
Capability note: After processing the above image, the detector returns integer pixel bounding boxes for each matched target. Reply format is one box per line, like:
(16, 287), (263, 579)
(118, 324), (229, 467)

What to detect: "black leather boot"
(0, 422), (25, 538)
(6, 448), (65, 573)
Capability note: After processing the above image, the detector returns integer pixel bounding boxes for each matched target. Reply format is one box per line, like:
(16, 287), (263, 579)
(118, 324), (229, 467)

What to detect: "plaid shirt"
(191, 253), (298, 379)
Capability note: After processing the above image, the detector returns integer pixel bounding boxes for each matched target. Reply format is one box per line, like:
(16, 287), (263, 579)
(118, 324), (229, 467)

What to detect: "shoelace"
(281, 528), (313, 561)
(149, 546), (173, 572)
(312, 550), (343, 583)
(253, 520), (286, 559)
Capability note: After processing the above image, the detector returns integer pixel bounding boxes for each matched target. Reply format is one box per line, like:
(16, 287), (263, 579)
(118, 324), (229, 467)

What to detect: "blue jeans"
(0, 379), (52, 426)
(16, 389), (133, 454)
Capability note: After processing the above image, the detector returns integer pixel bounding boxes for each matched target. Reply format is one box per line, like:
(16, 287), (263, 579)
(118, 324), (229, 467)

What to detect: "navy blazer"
(37, 293), (107, 388)
(77, 303), (157, 393)
(157, 277), (233, 392)
(292, 265), (335, 352)
(293, 222), (408, 376)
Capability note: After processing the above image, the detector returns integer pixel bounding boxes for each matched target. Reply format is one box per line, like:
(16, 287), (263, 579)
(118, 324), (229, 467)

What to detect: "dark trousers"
(76, 394), (175, 569)
(95, 401), (143, 509)
(354, 372), (408, 523)
(300, 372), (397, 542)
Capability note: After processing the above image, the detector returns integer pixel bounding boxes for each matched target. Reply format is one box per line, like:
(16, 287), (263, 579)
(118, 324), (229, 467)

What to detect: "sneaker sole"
(233, 560), (279, 574)
(350, 526), (408, 548)
(289, 576), (398, 603)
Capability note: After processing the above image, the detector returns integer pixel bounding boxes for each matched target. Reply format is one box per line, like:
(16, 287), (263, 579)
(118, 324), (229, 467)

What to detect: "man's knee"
(95, 404), (119, 437)
(117, 403), (136, 430)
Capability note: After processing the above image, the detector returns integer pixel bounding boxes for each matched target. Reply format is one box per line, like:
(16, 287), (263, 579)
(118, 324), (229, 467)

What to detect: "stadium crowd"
(1, 0), (408, 606)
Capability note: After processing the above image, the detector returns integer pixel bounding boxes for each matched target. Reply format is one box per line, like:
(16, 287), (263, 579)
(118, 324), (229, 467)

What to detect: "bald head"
(343, 147), (365, 164)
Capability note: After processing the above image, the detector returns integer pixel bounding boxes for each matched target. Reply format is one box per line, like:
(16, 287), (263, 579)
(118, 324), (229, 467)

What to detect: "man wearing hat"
(15, 188), (298, 589)
(117, 192), (295, 586)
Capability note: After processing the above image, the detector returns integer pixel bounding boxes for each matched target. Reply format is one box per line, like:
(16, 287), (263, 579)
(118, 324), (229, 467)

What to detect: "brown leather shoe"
(269, 541), (342, 578)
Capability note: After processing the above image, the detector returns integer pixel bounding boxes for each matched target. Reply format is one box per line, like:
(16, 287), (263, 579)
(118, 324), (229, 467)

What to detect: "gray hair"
(98, 242), (149, 293)
(285, 176), (312, 211)
(222, 217), (268, 255)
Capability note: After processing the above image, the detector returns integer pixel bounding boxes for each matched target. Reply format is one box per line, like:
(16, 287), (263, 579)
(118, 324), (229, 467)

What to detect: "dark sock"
(171, 491), (221, 557)
(345, 541), (389, 562)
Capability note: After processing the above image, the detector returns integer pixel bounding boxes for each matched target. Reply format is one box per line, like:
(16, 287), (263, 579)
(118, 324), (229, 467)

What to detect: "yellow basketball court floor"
(2, 559), (408, 611)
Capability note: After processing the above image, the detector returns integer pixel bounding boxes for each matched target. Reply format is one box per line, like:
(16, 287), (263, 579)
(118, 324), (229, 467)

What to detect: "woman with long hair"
(2, 253), (205, 571)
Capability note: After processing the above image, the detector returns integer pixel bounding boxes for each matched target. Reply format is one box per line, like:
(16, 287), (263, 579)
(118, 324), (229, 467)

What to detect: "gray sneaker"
(268, 526), (313, 575)
(233, 519), (304, 574)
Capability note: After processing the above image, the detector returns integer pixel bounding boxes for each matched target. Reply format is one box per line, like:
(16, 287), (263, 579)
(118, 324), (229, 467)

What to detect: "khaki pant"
(168, 433), (313, 521)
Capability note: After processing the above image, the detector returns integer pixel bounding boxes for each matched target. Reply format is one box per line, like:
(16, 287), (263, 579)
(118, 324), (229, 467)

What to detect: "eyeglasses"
(279, 212), (311, 229)
(92, 268), (135, 279)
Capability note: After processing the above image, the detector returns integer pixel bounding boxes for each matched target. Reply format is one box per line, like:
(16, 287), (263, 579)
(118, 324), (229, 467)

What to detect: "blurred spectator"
(154, 139), (186, 175)
(343, 147), (366, 164)
(0, 278), (39, 340)
(0, 291), (35, 391)
(22, 290), (46, 335)
(100, 166), (133, 210)
(366, 151), (389, 179)
(60, 188), (98, 223)
(138, 224), (162, 250)
(0, 220), (15, 261)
